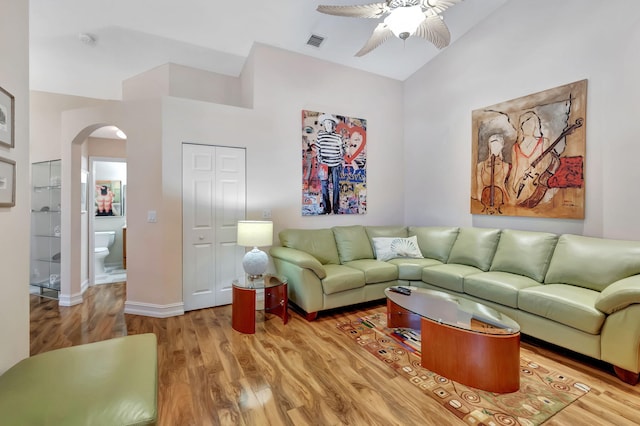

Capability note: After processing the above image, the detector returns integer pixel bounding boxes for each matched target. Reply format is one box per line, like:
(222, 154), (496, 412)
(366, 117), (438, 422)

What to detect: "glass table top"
(233, 273), (288, 289)
(385, 286), (520, 335)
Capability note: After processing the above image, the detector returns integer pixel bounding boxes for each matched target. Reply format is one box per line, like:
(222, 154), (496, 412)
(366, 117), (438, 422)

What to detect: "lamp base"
(242, 247), (268, 278)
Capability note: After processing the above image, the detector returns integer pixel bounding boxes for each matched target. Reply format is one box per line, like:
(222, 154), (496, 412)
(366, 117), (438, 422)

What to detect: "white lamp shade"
(237, 220), (273, 247)
(384, 5), (426, 39)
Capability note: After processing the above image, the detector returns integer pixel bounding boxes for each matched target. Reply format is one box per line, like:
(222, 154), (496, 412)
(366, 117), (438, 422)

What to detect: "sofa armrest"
(595, 275), (640, 314)
(270, 246), (327, 279)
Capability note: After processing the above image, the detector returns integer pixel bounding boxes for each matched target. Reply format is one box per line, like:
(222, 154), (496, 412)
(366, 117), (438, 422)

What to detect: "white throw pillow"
(372, 236), (424, 261)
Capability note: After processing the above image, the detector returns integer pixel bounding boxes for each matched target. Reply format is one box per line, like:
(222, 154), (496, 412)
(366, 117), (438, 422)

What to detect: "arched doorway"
(59, 117), (128, 306)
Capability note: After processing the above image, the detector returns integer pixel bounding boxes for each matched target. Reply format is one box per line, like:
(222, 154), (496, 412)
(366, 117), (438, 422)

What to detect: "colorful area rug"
(337, 313), (590, 426)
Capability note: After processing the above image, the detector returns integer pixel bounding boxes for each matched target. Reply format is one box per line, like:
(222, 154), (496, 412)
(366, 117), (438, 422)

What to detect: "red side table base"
(265, 282), (288, 325)
(232, 286), (256, 334)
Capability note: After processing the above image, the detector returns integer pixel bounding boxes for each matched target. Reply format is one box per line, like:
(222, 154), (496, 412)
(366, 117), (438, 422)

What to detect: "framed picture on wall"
(470, 79), (587, 219)
(95, 180), (121, 216)
(0, 86), (15, 149)
(0, 156), (16, 207)
(301, 109), (367, 216)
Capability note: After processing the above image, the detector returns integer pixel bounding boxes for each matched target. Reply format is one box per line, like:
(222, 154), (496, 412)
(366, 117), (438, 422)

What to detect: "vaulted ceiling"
(30, 0), (508, 100)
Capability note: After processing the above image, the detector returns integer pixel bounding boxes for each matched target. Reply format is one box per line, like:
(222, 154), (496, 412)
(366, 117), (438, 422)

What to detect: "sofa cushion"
(447, 228), (501, 271)
(279, 228), (340, 265)
(464, 271), (543, 308)
(371, 236), (423, 261)
(545, 234), (640, 291)
(365, 226), (408, 240)
(366, 226), (409, 261)
(518, 284), (605, 334)
(388, 258), (443, 280)
(321, 264), (365, 294)
(333, 225), (374, 263)
(408, 226), (459, 263)
(490, 230), (558, 282)
(342, 259), (398, 284)
(0, 334), (158, 426)
(422, 264), (483, 293)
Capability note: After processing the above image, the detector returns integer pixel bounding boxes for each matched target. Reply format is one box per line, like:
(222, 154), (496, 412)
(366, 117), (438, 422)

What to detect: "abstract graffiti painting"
(470, 80), (587, 219)
(302, 110), (367, 216)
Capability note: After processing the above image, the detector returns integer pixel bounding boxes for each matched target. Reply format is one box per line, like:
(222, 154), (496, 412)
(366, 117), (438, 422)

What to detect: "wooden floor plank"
(29, 283), (640, 425)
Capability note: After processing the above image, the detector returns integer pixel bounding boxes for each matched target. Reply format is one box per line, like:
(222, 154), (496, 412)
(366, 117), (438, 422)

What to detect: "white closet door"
(182, 144), (245, 311)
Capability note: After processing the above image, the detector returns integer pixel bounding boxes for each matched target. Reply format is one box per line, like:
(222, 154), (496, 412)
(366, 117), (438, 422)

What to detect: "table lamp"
(237, 220), (273, 279)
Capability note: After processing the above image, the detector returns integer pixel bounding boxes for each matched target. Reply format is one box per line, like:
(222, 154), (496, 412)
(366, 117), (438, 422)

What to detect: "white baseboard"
(59, 291), (83, 307)
(124, 300), (184, 318)
(81, 279), (89, 294)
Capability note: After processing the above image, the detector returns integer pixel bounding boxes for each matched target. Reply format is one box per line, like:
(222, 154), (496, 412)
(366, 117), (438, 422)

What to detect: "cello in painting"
(515, 118), (584, 208)
(481, 154), (505, 215)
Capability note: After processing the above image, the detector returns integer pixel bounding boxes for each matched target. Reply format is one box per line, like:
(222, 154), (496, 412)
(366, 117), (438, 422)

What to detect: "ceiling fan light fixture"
(384, 6), (426, 40)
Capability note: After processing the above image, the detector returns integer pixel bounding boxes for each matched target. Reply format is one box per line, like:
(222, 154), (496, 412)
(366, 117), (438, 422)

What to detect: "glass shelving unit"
(30, 160), (62, 299)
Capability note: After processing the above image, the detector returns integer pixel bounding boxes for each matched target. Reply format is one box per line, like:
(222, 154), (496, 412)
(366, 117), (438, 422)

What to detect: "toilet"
(94, 231), (116, 277)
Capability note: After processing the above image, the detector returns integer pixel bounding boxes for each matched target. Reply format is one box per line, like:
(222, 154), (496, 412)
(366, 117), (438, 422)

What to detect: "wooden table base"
(420, 317), (520, 393)
(232, 281), (288, 334)
(232, 286), (256, 334)
(265, 283), (288, 325)
(387, 298), (520, 393)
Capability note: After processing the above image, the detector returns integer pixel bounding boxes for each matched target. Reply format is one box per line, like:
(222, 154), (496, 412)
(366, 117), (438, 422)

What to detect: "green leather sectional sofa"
(270, 225), (640, 384)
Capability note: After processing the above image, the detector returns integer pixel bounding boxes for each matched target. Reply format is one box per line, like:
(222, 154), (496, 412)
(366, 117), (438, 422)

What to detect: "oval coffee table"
(385, 286), (520, 393)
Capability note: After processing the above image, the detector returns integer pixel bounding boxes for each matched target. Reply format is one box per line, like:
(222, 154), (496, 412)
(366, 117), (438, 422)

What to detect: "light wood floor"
(30, 283), (640, 425)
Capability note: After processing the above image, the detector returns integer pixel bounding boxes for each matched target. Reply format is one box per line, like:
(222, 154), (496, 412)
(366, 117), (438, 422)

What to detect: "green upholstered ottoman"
(0, 333), (158, 425)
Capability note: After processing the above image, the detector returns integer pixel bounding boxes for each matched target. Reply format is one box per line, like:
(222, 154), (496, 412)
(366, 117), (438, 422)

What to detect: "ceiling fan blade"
(422, 0), (464, 15)
(317, 3), (389, 19)
(355, 23), (394, 57)
(414, 15), (451, 49)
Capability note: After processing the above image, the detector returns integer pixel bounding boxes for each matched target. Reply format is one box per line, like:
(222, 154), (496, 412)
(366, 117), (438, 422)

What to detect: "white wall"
(120, 99), (164, 310)
(121, 43), (404, 315)
(0, 0), (30, 373)
(94, 159), (127, 184)
(249, 44), (405, 233)
(404, 0), (640, 240)
(88, 137), (126, 158)
(123, 63), (242, 107)
(30, 91), (108, 162)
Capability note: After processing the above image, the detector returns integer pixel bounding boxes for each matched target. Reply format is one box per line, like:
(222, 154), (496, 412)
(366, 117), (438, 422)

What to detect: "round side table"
(232, 274), (288, 334)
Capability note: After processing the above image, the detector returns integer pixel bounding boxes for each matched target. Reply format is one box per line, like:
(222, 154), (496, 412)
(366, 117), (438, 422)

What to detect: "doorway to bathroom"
(90, 157), (127, 285)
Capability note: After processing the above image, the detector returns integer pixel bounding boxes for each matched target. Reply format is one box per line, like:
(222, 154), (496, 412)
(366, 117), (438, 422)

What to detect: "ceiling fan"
(317, 0), (463, 56)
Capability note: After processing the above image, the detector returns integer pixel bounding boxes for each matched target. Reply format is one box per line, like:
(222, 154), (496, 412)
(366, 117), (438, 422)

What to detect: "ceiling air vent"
(306, 34), (325, 48)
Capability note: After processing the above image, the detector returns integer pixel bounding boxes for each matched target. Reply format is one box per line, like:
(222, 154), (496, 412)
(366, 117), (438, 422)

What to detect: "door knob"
(199, 235), (204, 240)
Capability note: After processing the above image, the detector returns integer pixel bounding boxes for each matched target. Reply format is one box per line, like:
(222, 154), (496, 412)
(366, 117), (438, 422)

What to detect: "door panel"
(193, 243), (213, 295)
(183, 144), (246, 311)
(214, 148), (246, 305)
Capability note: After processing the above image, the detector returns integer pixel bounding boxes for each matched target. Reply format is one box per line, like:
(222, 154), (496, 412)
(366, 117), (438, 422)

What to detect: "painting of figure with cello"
(471, 80), (587, 219)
